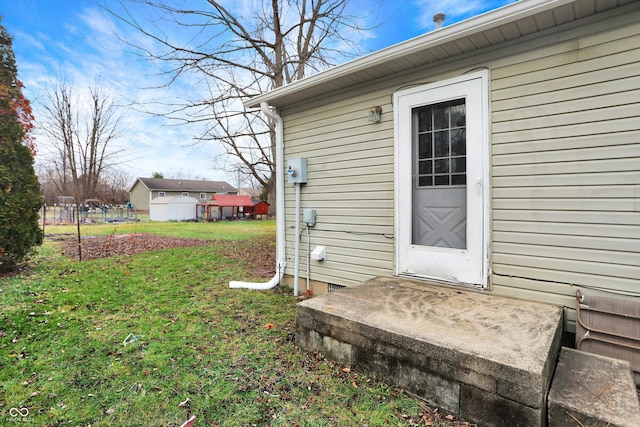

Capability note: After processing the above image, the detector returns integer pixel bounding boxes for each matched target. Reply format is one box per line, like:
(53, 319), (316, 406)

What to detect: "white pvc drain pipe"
(229, 102), (286, 290)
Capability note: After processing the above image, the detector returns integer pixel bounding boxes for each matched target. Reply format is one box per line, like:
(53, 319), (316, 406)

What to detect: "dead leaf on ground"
(57, 233), (276, 278)
(179, 415), (196, 427)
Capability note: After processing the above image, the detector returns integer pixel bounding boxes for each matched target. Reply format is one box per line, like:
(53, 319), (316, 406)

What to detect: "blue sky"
(1, 0), (516, 185)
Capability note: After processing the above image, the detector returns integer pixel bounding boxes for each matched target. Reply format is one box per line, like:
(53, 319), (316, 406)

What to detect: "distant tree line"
(37, 167), (132, 206)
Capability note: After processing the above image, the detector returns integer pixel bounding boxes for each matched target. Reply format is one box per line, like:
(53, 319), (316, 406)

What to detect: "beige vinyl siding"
(277, 6), (640, 322)
(490, 14), (640, 330)
(280, 87), (395, 286)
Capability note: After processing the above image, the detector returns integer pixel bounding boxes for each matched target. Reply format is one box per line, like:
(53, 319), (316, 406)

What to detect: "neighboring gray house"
(245, 0), (640, 334)
(129, 178), (236, 211)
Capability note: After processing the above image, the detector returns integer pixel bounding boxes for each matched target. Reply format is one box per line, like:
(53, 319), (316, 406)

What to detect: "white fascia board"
(245, 0), (574, 109)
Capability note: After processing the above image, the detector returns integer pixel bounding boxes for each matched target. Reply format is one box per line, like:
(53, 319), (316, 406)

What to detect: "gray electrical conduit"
(229, 102), (286, 290)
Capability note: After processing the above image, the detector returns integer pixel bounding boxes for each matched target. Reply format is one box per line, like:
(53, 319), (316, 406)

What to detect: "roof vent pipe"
(433, 12), (445, 29)
(229, 102), (286, 290)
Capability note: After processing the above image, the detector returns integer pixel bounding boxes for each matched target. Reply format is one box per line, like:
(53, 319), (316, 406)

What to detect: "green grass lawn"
(0, 220), (440, 426)
(43, 216), (275, 240)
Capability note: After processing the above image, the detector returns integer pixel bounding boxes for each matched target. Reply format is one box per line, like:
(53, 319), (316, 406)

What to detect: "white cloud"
(13, 29), (46, 52)
(63, 22), (78, 35)
(18, 4), (229, 183)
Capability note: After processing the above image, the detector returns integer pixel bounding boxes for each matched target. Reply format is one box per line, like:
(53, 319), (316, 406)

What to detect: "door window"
(414, 99), (466, 187)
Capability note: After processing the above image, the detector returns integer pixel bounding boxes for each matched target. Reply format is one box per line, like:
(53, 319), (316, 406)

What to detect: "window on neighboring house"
(200, 192), (206, 199)
(158, 192), (166, 197)
(182, 192), (189, 196)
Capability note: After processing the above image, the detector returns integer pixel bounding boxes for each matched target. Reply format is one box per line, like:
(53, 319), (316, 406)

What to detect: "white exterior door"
(394, 71), (489, 287)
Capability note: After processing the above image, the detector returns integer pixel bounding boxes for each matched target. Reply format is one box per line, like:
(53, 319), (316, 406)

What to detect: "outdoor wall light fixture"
(369, 106), (382, 123)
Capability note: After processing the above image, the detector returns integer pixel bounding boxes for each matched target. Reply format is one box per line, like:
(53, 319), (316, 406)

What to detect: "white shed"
(149, 196), (198, 221)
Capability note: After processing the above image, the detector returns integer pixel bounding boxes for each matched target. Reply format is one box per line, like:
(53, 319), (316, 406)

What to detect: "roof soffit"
(245, 0), (631, 108)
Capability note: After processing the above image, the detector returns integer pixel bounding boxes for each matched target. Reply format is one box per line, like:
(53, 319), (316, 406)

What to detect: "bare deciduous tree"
(98, 168), (133, 205)
(38, 82), (127, 261)
(105, 0), (370, 211)
(165, 169), (208, 180)
(39, 82), (127, 203)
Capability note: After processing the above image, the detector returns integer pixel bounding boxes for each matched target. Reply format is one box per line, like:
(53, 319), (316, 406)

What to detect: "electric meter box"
(303, 209), (316, 226)
(287, 158), (307, 184)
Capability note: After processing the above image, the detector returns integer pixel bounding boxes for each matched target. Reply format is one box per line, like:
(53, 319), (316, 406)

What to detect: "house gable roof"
(131, 178), (236, 194)
(245, 0), (634, 109)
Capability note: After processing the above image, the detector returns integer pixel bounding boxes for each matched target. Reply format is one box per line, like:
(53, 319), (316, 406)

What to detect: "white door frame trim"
(393, 69), (491, 288)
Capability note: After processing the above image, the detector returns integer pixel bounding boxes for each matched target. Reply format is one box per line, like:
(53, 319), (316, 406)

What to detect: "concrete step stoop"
(548, 347), (640, 427)
(296, 276), (564, 427)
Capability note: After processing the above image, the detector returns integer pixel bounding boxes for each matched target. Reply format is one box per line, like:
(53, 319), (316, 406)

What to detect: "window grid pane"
(414, 99), (466, 187)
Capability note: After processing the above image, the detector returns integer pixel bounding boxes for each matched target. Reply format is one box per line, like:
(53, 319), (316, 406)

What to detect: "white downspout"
(229, 102), (286, 290)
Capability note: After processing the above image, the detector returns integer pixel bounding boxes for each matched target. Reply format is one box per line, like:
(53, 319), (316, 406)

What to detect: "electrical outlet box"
(287, 158), (307, 184)
(303, 209), (316, 226)
(311, 245), (326, 261)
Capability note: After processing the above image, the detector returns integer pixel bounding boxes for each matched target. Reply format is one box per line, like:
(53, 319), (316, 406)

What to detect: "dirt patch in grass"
(60, 233), (212, 260)
(0, 263), (29, 278)
(58, 233), (277, 278)
(216, 237), (276, 278)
